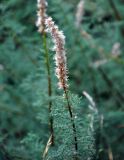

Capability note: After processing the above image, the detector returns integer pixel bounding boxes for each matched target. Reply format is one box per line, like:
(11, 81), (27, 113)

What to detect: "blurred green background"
(0, 0), (124, 159)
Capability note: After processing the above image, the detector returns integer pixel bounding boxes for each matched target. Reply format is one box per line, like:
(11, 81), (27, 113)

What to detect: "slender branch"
(43, 32), (54, 145)
(100, 116), (114, 160)
(109, 0), (122, 21)
(64, 88), (78, 160)
(108, 0), (124, 36)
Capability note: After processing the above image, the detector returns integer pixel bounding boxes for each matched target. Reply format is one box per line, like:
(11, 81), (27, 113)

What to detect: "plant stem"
(108, 0), (124, 37)
(43, 32), (54, 145)
(109, 0), (122, 21)
(64, 87), (78, 160)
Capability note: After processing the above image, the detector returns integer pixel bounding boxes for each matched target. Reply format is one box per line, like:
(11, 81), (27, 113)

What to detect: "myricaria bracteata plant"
(36, 0), (96, 159)
(36, 0), (54, 145)
(45, 16), (79, 159)
(1, 0), (124, 159)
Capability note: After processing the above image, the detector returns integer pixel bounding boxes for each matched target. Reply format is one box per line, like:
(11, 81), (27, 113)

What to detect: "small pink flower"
(36, 0), (47, 33)
(45, 17), (68, 90)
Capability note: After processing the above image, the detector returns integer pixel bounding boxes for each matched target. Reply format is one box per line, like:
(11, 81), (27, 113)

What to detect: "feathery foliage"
(0, 0), (124, 159)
